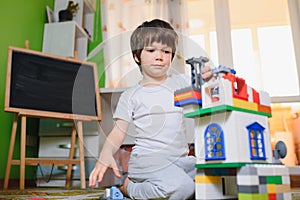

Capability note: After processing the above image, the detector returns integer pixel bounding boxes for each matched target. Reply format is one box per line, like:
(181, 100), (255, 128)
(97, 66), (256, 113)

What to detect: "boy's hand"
(202, 65), (213, 81)
(89, 158), (121, 187)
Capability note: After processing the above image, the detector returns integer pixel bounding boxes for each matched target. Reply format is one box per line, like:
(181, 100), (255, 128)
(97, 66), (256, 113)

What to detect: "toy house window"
(204, 123), (226, 161)
(246, 122), (266, 160)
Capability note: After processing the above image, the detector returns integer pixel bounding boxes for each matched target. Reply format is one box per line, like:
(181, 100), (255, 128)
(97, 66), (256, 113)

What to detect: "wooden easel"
(4, 42), (89, 190)
(3, 113), (86, 190)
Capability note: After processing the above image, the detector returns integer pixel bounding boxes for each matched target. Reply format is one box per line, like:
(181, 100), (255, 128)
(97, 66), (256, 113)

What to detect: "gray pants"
(126, 155), (196, 199)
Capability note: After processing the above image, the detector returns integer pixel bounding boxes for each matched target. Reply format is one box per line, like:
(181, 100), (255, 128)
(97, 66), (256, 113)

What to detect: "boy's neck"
(139, 75), (168, 87)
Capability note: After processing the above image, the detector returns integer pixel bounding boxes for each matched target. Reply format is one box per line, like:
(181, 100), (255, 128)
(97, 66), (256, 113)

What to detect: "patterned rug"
(1, 188), (300, 200)
(0, 188), (106, 200)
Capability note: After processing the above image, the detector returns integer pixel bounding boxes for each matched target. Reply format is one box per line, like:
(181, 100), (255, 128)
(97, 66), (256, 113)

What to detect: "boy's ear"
(134, 55), (140, 64)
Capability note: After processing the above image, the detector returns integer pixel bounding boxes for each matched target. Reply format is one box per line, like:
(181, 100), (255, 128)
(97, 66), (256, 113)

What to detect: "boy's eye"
(144, 47), (172, 54)
(145, 48), (155, 53)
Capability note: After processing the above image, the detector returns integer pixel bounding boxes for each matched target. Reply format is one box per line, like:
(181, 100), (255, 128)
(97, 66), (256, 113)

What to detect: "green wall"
(0, 0), (104, 181)
(88, 0), (105, 87)
(0, 0), (55, 180)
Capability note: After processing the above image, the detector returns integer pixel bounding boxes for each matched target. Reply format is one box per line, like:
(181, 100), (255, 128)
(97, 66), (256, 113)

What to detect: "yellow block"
(267, 184), (276, 193)
(195, 175), (222, 184)
(233, 98), (258, 111)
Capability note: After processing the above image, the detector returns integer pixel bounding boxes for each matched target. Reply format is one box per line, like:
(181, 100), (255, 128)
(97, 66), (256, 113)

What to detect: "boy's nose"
(155, 49), (163, 59)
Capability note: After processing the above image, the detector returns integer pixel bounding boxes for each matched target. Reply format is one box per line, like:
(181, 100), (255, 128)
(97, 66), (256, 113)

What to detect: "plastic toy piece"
(204, 123), (226, 161)
(174, 86), (202, 107)
(222, 73), (248, 100)
(102, 186), (124, 200)
(246, 122), (266, 160)
(186, 56), (209, 89)
(110, 186), (124, 200)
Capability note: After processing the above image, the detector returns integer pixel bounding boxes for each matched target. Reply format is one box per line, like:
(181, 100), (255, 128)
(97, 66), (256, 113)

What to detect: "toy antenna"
(186, 56), (209, 89)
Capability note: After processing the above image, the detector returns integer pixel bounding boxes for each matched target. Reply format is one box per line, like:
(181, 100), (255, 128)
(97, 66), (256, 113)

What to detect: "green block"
(266, 176), (282, 184)
(184, 105), (272, 118)
(238, 193), (268, 200)
(195, 162), (273, 169)
(195, 162), (246, 168)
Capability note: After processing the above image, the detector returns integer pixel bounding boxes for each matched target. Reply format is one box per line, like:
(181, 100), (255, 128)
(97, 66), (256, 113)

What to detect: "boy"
(89, 19), (212, 199)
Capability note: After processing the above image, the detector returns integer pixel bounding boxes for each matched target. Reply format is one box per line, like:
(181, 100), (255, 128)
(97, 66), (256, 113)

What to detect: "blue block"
(276, 193), (284, 200)
(174, 99), (202, 107)
(205, 168), (237, 176)
(238, 185), (259, 193)
(110, 186), (124, 200)
(259, 176), (267, 184)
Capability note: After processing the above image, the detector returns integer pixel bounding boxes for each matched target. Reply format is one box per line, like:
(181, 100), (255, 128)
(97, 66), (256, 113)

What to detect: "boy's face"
(136, 42), (173, 80)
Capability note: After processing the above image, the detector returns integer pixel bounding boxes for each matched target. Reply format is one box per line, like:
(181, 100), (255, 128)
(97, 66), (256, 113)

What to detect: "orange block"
(258, 104), (271, 114)
(174, 90), (201, 101)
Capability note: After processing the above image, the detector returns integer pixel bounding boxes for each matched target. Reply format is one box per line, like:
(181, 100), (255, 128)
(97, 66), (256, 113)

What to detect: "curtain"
(92, 0), (190, 88)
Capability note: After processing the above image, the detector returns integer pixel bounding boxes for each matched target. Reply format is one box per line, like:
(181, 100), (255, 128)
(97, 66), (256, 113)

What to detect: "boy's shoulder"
(119, 84), (140, 98)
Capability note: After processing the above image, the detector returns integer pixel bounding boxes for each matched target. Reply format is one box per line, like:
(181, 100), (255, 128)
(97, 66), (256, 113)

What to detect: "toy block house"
(175, 59), (294, 199)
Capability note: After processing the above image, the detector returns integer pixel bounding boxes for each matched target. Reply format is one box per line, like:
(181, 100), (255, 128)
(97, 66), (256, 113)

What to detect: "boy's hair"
(130, 19), (178, 67)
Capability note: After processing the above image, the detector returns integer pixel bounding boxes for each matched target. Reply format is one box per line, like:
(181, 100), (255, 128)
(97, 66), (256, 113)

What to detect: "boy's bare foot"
(119, 177), (130, 197)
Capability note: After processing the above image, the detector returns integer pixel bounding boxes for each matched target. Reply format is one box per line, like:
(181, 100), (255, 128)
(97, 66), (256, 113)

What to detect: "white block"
(288, 166), (300, 175)
(282, 175), (291, 184)
(237, 175), (259, 185)
(247, 86), (253, 102)
(195, 183), (223, 199)
(182, 104), (201, 114)
(273, 166), (290, 176)
(256, 165), (275, 176)
(202, 79), (233, 108)
(259, 90), (271, 106)
(283, 192), (292, 200)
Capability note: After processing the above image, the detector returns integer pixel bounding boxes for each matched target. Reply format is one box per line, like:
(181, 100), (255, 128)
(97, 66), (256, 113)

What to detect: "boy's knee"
(127, 181), (168, 199)
(167, 178), (195, 199)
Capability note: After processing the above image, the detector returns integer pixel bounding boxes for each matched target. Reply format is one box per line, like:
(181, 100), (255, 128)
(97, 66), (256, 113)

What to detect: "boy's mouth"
(152, 64), (165, 67)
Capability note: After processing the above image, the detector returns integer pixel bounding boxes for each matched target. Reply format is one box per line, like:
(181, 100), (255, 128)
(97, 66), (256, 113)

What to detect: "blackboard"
(5, 46), (101, 121)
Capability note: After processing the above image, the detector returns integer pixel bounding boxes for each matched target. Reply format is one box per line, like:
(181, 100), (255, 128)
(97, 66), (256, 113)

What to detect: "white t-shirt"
(113, 74), (191, 159)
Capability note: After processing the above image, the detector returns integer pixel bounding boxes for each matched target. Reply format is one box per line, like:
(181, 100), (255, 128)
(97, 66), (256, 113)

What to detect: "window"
(187, 0), (300, 99)
(187, 1), (300, 165)
(257, 26), (298, 96)
(204, 123), (226, 160)
(187, 0), (217, 65)
(246, 122), (266, 160)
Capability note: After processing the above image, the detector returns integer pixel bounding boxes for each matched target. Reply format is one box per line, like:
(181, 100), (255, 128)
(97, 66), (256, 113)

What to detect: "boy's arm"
(89, 119), (129, 187)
